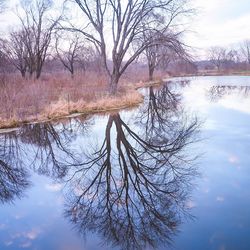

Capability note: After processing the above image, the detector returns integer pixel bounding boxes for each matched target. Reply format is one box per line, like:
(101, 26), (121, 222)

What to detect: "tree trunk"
(21, 70), (26, 78)
(109, 73), (119, 95)
(149, 66), (155, 81)
(36, 68), (42, 79)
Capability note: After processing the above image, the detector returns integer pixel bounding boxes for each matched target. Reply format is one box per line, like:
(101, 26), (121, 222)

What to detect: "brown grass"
(0, 69), (163, 129)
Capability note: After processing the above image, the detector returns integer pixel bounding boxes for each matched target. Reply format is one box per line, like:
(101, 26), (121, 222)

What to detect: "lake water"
(0, 76), (250, 250)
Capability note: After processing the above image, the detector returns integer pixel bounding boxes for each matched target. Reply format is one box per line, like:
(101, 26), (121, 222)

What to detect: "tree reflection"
(0, 116), (91, 203)
(18, 123), (75, 179)
(0, 84), (200, 249)
(0, 132), (29, 203)
(64, 84), (200, 250)
(137, 85), (181, 140)
(208, 85), (250, 102)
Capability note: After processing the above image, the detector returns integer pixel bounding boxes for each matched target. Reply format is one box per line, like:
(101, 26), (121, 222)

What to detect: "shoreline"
(172, 71), (250, 78)
(0, 79), (162, 133)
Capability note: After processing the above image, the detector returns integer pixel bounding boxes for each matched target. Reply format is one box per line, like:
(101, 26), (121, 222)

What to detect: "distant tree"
(14, 0), (61, 78)
(241, 40), (250, 65)
(142, 30), (188, 80)
(64, 0), (192, 94)
(55, 33), (82, 77)
(208, 46), (227, 71)
(224, 49), (240, 70)
(1, 30), (28, 77)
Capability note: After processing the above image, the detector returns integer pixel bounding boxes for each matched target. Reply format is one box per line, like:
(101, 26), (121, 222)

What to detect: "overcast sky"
(189, 0), (250, 58)
(1, 0), (250, 59)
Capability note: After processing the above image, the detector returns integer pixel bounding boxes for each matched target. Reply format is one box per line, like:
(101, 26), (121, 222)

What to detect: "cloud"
(228, 155), (240, 164)
(24, 228), (41, 240)
(186, 0), (250, 57)
(216, 196), (225, 202)
(218, 93), (250, 115)
(4, 240), (13, 246)
(186, 200), (196, 208)
(20, 241), (32, 248)
(45, 183), (62, 192)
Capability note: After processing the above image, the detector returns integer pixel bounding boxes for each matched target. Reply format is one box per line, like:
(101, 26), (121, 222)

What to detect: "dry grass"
(0, 69), (156, 129)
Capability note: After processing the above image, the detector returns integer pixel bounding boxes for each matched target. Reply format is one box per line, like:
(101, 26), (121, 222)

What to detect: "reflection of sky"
(173, 76), (250, 250)
(0, 172), (83, 250)
(1, 76), (250, 249)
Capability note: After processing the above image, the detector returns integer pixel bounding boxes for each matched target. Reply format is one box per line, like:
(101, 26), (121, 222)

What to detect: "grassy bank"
(0, 71), (163, 130)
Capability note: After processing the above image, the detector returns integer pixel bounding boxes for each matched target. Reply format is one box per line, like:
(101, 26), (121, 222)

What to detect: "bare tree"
(143, 30), (188, 80)
(1, 30), (28, 77)
(208, 46), (227, 71)
(15, 0), (60, 79)
(77, 45), (99, 72)
(224, 49), (239, 71)
(55, 33), (82, 77)
(241, 40), (250, 66)
(64, 0), (191, 94)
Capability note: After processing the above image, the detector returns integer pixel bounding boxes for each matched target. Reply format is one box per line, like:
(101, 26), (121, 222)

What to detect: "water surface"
(0, 76), (250, 250)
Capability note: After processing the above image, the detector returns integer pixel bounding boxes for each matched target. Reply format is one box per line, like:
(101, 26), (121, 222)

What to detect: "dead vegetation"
(0, 69), (164, 129)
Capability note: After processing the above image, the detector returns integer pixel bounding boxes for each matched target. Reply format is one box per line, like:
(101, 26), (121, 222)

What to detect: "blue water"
(0, 76), (250, 250)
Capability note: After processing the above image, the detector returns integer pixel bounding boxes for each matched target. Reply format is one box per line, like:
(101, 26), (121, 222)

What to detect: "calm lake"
(0, 76), (250, 250)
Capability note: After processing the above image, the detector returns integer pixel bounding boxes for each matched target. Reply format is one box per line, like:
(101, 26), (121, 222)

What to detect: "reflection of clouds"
(228, 155), (241, 170)
(25, 228), (42, 240)
(0, 223), (6, 230)
(209, 231), (225, 244)
(14, 214), (25, 220)
(6, 228), (43, 249)
(56, 195), (64, 206)
(45, 183), (62, 192)
(231, 181), (240, 189)
(20, 241), (32, 248)
(219, 95), (250, 115)
(186, 200), (196, 209)
(183, 81), (250, 118)
(4, 240), (13, 246)
(228, 155), (239, 164)
(216, 196), (225, 202)
(182, 83), (212, 114)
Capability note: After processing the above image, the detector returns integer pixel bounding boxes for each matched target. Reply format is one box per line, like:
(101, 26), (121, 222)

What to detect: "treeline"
(0, 0), (194, 94)
(202, 41), (250, 72)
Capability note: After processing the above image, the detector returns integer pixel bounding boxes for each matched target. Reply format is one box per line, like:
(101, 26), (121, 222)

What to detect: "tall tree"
(65, 0), (191, 94)
(15, 0), (60, 78)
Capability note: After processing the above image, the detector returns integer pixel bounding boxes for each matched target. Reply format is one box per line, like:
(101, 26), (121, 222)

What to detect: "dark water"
(0, 76), (250, 250)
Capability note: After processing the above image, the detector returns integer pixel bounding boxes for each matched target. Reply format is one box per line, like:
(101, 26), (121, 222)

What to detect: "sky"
(1, 0), (250, 59)
(189, 0), (250, 58)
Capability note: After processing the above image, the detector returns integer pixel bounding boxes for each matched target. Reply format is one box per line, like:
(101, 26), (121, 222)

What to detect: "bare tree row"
(0, 0), (193, 94)
(207, 40), (250, 71)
